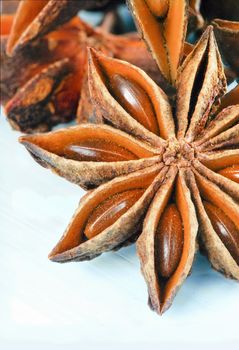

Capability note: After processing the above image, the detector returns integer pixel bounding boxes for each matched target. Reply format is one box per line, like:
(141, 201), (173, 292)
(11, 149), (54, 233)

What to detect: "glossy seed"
(218, 165), (239, 184)
(145, 0), (169, 18)
(204, 201), (239, 265)
(155, 204), (184, 278)
(63, 139), (138, 162)
(84, 189), (145, 239)
(109, 74), (159, 135)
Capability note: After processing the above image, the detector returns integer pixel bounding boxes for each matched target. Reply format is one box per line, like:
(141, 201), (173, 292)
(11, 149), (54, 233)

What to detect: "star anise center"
(162, 138), (195, 167)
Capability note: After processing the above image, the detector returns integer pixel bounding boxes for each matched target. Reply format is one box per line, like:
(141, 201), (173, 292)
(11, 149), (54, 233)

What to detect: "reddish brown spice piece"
(85, 189), (145, 239)
(218, 165), (239, 184)
(1, 12), (161, 132)
(204, 201), (239, 265)
(108, 74), (159, 134)
(63, 139), (138, 162)
(155, 204), (184, 278)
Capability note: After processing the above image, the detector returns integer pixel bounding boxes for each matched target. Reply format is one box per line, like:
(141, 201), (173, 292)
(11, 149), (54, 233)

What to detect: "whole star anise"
(19, 27), (239, 314)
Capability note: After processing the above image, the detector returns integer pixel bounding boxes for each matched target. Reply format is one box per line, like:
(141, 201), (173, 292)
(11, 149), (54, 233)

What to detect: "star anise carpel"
(128, 0), (188, 86)
(19, 27), (239, 315)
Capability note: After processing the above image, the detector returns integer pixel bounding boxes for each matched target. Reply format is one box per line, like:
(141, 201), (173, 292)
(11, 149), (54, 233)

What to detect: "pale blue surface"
(0, 105), (239, 350)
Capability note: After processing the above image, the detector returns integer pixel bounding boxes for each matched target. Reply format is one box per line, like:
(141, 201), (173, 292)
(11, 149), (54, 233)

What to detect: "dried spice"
(20, 27), (239, 314)
(2, 12), (160, 133)
(5, 0), (117, 55)
(1, 15), (77, 105)
(128, 0), (188, 85)
(2, 0), (192, 133)
(188, 0), (239, 80)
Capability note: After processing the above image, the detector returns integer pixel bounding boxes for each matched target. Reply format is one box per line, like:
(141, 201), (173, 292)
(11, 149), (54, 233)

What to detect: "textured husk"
(1, 17), (86, 107)
(5, 58), (74, 133)
(3, 14), (172, 132)
(176, 26), (226, 141)
(19, 124), (161, 189)
(6, 0), (112, 55)
(193, 161), (239, 203)
(188, 170), (239, 279)
(3, 17), (96, 132)
(137, 167), (198, 314)
(186, 28), (226, 140)
(126, 0), (172, 91)
(49, 164), (167, 262)
(128, 0), (188, 85)
(198, 124), (239, 152)
(108, 33), (167, 89)
(194, 105), (239, 145)
(213, 19), (239, 75)
(1, 19), (59, 104)
(88, 49), (175, 146)
(198, 149), (239, 171)
(77, 34), (168, 124)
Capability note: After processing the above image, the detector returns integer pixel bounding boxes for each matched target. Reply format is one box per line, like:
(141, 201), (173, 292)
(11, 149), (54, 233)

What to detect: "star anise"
(19, 27), (239, 314)
(188, 0), (239, 81)
(128, 0), (188, 86)
(1, 6), (160, 133)
(5, 0), (119, 55)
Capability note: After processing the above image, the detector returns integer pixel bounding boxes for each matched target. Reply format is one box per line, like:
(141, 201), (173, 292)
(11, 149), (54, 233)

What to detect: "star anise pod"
(1, 9), (160, 133)
(128, 0), (188, 86)
(188, 0), (239, 81)
(5, 0), (119, 55)
(19, 27), (239, 314)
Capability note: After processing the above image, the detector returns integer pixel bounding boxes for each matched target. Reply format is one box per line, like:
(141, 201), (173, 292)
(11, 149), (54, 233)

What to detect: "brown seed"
(155, 204), (184, 278)
(84, 189), (145, 239)
(218, 165), (239, 184)
(145, 0), (169, 18)
(203, 201), (239, 265)
(63, 139), (138, 162)
(109, 74), (159, 135)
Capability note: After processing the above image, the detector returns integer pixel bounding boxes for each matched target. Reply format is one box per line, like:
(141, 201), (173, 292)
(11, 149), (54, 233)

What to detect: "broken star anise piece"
(6, 0), (116, 56)
(2, 12), (160, 133)
(19, 27), (239, 314)
(128, 0), (188, 85)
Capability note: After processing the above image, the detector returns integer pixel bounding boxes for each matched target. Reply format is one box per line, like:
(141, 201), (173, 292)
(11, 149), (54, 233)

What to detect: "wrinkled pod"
(48, 165), (166, 262)
(137, 170), (198, 314)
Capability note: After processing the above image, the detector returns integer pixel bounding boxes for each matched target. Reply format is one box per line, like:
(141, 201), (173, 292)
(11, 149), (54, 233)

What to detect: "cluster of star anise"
(1, 0), (238, 315)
